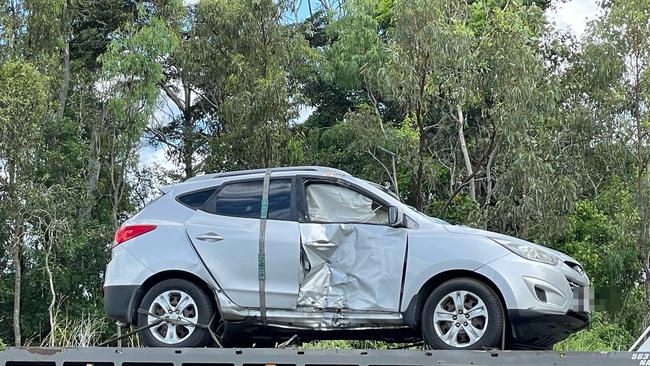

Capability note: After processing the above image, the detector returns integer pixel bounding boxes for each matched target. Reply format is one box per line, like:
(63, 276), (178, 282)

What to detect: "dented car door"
(296, 178), (408, 312)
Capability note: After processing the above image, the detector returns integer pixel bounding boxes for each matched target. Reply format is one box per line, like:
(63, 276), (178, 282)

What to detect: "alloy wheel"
(433, 290), (489, 348)
(148, 290), (199, 344)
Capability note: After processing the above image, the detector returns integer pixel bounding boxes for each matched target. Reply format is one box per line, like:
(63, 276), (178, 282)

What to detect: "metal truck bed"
(2, 347), (649, 366)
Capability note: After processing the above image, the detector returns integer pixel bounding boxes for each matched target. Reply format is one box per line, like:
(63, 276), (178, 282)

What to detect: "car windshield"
(407, 205), (450, 225)
(365, 180), (449, 225)
(367, 181), (401, 201)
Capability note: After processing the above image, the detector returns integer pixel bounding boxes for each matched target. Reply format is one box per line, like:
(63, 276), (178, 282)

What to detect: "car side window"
(305, 183), (389, 225)
(214, 179), (292, 220)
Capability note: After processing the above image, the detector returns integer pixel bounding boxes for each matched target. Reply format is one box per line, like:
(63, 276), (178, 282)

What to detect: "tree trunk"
(638, 176), (650, 318)
(12, 220), (22, 346)
(482, 145), (497, 229)
(457, 104), (475, 201)
(366, 84), (399, 197)
(8, 156), (23, 346)
(412, 56), (429, 211)
(413, 127), (425, 211)
(46, 241), (56, 346)
(182, 85), (194, 179)
(637, 144), (650, 321)
(109, 124), (120, 230)
(644, 271), (650, 327)
(265, 127), (273, 168)
(632, 59), (650, 319)
(111, 186), (120, 230)
(55, 40), (70, 123)
(78, 108), (103, 224)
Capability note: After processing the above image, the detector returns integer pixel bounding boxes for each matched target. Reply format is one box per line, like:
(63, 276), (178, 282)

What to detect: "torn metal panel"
(298, 223), (407, 312)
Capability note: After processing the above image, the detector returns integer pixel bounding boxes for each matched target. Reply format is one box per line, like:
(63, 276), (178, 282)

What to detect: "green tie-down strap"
(260, 198), (269, 220)
(257, 168), (271, 325)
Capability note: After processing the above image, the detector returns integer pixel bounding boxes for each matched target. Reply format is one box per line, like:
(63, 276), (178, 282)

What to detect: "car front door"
(296, 178), (408, 312)
(185, 178), (301, 309)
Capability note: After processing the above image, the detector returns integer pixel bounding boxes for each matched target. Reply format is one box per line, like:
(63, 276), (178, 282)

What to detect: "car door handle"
(195, 233), (224, 242)
(307, 241), (336, 248)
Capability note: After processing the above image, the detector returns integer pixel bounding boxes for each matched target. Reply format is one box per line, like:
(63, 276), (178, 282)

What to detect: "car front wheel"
(138, 278), (216, 347)
(421, 278), (504, 350)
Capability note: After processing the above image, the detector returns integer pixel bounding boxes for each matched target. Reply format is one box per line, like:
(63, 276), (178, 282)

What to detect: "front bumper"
(103, 285), (140, 324)
(477, 253), (590, 314)
(508, 310), (589, 349)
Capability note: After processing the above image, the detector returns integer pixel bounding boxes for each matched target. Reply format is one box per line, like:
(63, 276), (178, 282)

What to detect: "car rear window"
(214, 179), (292, 220)
(178, 189), (216, 209)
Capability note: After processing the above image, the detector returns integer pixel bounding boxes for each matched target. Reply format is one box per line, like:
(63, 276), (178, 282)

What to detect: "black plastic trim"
(507, 309), (589, 349)
(103, 285), (140, 324)
(402, 294), (420, 328)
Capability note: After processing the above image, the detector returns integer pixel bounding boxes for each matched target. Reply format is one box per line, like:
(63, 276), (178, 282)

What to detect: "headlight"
(490, 238), (559, 265)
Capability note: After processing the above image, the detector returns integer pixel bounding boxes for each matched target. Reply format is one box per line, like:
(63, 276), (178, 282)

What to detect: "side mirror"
(388, 206), (405, 228)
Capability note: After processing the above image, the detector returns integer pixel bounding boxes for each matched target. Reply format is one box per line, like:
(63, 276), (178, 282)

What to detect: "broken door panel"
(297, 223), (407, 312)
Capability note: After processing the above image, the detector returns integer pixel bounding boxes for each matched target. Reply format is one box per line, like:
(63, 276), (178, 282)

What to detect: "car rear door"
(184, 177), (301, 309)
(296, 177), (408, 312)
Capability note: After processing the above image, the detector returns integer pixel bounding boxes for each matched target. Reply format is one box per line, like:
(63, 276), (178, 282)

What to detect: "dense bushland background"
(1, 0), (649, 351)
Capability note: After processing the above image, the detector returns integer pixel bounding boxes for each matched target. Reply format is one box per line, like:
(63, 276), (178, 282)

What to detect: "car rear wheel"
(138, 278), (216, 347)
(421, 278), (503, 350)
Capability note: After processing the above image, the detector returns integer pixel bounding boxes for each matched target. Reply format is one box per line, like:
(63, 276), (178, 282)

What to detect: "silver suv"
(103, 166), (589, 349)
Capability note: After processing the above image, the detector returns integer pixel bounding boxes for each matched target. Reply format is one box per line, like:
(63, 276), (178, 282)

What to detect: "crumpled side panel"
(298, 223), (407, 311)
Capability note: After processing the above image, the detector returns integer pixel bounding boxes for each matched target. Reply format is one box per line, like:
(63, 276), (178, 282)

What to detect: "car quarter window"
(305, 183), (389, 225)
(214, 179), (292, 220)
(178, 189), (216, 209)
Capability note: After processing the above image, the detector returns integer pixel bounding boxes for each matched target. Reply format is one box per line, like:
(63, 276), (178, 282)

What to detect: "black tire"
(421, 278), (504, 350)
(138, 278), (216, 347)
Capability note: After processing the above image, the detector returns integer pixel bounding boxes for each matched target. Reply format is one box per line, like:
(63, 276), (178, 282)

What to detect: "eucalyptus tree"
(322, 0), (407, 197)
(143, 2), (212, 180)
(186, 0), (311, 171)
(0, 61), (49, 346)
(0, 0), (124, 345)
(99, 2), (181, 228)
(579, 0), (650, 317)
(383, 0), (480, 210)
(0, 1), (70, 347)
(467, 3), (572, 237)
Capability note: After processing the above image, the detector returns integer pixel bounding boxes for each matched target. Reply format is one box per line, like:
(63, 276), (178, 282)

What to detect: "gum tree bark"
(456, 104), (475, 201)
(8, 157), (23, 346)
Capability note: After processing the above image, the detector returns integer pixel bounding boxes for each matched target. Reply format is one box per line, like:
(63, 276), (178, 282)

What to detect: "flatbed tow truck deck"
(2, 347), (650, 366)
(1, 326), (648, 366)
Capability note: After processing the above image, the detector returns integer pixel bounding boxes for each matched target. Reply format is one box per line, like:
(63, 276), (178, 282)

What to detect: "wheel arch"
(403, 269), (509, 331)
(129, 270), (219, 325)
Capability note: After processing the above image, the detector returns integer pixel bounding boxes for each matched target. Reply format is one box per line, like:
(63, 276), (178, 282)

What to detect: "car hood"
(442, 225), (579, 265)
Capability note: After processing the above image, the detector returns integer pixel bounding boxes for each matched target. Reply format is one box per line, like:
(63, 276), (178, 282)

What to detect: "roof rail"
(184, 166), (348, 182)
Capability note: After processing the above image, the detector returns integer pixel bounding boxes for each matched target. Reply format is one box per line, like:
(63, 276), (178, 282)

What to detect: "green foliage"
(552, 183), (639, 292)
(325, 0), (387, 90)
(185, 0), (313, 169)
(555, 312), (634, 352)
(100, 6), (179, 124)
(0, 61), (49, 150)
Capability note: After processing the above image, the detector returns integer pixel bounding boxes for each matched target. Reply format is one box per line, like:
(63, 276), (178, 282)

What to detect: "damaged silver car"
(103, 166), (590, 349)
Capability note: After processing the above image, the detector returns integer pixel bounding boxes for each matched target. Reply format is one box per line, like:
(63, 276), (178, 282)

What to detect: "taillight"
(113, 224), (157, 245)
